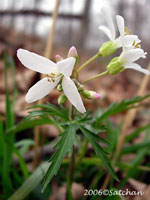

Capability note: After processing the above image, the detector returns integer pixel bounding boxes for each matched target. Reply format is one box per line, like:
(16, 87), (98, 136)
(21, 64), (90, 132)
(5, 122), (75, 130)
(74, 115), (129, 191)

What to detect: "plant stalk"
(82, 70), (108, 84)
(77, 53), (100, 73)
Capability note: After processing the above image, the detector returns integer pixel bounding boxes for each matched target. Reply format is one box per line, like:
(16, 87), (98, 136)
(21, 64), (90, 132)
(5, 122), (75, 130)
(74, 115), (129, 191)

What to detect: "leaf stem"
(82, 70), (108, 84)
(77, 53), (100, 73)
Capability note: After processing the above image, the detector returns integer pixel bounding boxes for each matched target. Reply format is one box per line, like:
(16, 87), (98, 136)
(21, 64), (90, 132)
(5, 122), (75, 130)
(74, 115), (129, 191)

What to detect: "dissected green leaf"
(29, 103), (69, 120)
(80, 126), (118, 181)
(95, 95), (150, 124)
(42, 124), (76, 192)
(6, 117), (55, 135)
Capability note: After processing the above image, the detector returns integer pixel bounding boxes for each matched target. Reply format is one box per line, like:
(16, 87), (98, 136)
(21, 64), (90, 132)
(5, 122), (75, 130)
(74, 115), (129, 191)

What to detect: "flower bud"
(58, 94), (67, 105)
(107, 57), (124, 75)
(72, 79), (84, 92)
(55, 55), (63, 62)
(57, 84), (63, 92)
(99, 41), (117, 57)
(68, 46), (78, 65)
(68, 46), (78, 57)
(81, 90), (100, 100)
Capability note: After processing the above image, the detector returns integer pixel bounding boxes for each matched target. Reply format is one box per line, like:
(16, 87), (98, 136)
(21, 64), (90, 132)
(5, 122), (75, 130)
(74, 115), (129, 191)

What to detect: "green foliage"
(41, 124), (77, 192)
(95, 95), (150, 124)
(2, 55), (150, 199)
(80, 126), (118, 181)
(30, 103), (69, 120)
(7, 116), (55, 135)
(8, 162), (50, 200)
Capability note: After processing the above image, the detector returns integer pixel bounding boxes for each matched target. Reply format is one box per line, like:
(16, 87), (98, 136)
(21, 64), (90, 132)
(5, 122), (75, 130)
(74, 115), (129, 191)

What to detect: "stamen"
(46, 72), (63, 82)
(124, 27), (131, 35)
(47, 73), (56, 82)
(132, 40), (140, 49)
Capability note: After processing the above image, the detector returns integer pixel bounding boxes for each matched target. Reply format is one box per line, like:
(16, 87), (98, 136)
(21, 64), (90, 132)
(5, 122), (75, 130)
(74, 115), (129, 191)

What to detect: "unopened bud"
(57, 84), (63, 92)
(107, 57), (124, 75)
(55, 55), (63, 62)
(72, 79), (84, 92)
(68, 46), (78, 65)
(99, 41), (117, 57)
(81, 90), (100, 100)
(68, 46), (78, 57)
(58, 94), (67, 105)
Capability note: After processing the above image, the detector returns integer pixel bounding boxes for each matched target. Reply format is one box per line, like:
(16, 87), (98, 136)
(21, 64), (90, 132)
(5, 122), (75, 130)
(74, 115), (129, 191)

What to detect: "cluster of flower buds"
(57, 77), (100, 105)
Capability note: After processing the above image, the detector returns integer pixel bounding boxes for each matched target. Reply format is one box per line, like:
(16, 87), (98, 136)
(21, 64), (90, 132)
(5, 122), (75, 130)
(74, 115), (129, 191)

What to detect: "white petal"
(62, 77), (86, 113)
(121, 49), (146, 64)
(114, 37), (122, 48)
(101, 7), (116, 39)
(116, 15), (125, 36)
(25, 77), (60, 103)
(98, 25), (112, 40)
(57, 57), (75, 77)
(122, 35), (141, 47)
(17, 49), (57, 74)
(124, 63), (150, 74)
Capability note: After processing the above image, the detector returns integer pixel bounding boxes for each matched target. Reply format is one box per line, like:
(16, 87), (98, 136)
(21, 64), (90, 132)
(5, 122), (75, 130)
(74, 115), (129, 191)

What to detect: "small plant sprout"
(17, 48), (86, 113)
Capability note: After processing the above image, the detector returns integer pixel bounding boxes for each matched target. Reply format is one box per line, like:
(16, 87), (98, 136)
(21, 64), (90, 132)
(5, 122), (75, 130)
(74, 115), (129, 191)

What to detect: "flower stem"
(69, 145), (75, 184)
(76, 138), (89, 168)
(82, 70), (108, 84)
(68, 105), (75, 186)
(77, 53), (100, 73)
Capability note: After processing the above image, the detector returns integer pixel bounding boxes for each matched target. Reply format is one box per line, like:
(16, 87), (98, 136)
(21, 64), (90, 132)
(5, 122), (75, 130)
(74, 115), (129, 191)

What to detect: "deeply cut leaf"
(80, 126), (118, 181)
(41, 124), (76, 192)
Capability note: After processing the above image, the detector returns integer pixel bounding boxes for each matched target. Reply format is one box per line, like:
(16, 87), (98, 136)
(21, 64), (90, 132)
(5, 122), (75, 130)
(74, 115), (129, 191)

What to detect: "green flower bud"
(57, 84), (63, 92)
(72, 79), (84, 92)
(107, 57), (124, 75)
(81, 90), (100, 100)
(58, 94), (67, 105)
(99, 41), (117, 57)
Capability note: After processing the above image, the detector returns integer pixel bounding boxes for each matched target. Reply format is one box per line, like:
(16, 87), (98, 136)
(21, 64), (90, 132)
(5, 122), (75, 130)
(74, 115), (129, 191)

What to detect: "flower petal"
(98, 25), (112, 40)
(17, 48), (57, 74)
(102, 7), (116, 40)
(121, 48), (147, 64)
(116, 15), (125, 36)
(123, 35), (140, 46)
(57, 57), (75, 77)
(25, 77), (60, 103)
(62, 77), (86, 113)
(124, 63), (150, 74)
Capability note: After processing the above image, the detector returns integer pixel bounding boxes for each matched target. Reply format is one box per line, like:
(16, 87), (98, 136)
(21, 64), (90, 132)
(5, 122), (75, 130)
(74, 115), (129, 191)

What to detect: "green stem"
(76, 138), (89, 168)
(68, 105), (75, 198)
(82, 70), (108, 84)
(77, 53), (100, 73)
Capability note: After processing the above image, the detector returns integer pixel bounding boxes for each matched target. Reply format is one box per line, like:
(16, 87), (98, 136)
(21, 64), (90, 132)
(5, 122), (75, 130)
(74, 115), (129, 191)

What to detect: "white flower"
(17, 49), (86, 113)
(98, 7), (140, 48)
(119, 48), (149, 74)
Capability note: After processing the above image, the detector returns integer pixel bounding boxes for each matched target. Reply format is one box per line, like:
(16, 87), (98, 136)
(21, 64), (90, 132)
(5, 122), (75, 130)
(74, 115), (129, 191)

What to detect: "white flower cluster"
(17, 7), (149, 113)
(99, 7), (149, 75)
